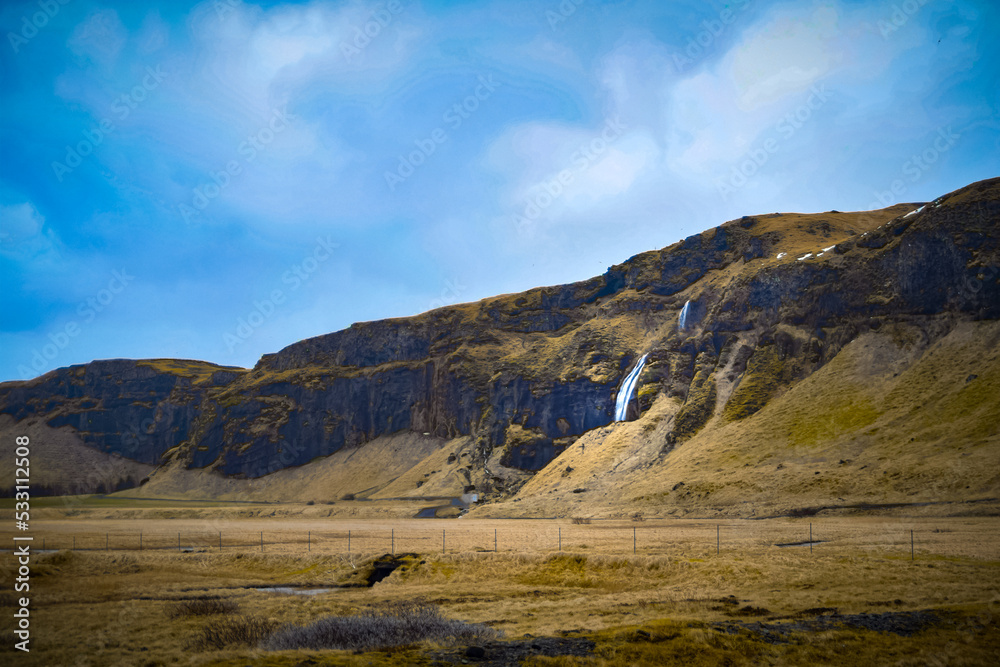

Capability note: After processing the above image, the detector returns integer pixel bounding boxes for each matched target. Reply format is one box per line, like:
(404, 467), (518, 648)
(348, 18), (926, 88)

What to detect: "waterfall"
(678, 300), (692, 331)
(614, 354), (648, 422)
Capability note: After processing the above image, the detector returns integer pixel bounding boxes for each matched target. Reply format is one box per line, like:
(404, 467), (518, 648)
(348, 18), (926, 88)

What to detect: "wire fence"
(11, 518), (997, 561)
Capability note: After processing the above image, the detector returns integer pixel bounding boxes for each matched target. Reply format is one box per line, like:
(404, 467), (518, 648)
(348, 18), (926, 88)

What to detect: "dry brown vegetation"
(1, 510), (997, 665)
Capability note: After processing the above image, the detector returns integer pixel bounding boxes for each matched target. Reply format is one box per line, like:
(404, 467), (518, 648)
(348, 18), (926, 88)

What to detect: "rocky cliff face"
(2, 178), (997, 500)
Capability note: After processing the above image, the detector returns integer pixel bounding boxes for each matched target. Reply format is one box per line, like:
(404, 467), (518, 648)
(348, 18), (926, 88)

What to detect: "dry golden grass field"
(1, 500), (999, 666)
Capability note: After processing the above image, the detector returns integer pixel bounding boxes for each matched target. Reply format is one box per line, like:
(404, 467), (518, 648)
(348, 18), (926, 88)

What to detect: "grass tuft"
(191, 614), (280, 650)
(261, 600), (501, 651)
(168, 598), (239, 619)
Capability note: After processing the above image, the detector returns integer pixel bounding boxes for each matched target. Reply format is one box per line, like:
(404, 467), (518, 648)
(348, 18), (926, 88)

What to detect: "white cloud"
(488, 4), (866, 229)
(188, 0), (424, 116)
(729, 4), (843, 110)
(491, 121), (652, 203)
(144, 0), (430, 226)
(517, 35), (585, 71)
(67, 9), (128, 67)
(47, 1), (430, 231)
(485, 117), (663, 252)
(0, 202), (43, 241)
(136, 11), (170, 55)
(662, 0), (942, 182)
(555, 133), (660, 215)
(484, 0), (970, 253)
(665, 4), (852, 176)
(0, 202), (60, 263)
(596, 37), (674, 136)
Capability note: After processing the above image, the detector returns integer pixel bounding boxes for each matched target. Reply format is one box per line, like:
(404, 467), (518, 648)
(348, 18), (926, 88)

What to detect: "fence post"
(106, 533), (109, 552)
(442, 529), (446, 554)
(73, 536), (76, 551)
(634, 527), (637, 555)
(810, 523), (813, 554)
(717, 525), (720, 555)
(348, 530), (351, 553)
(308, 531), (311, 552)
(260, 531), (264, 553)
(558, 526), (562, 552)
(219, 532), (222, 550)
(178, 532), (181, 552)
(911, 530), (914, 562)
(391, 529), (394, 555)
(139, 532), (142, 552)
(494, 528), (497, 553)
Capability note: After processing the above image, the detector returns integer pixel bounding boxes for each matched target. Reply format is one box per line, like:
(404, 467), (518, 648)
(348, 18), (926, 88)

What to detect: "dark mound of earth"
(427, 636), (594, 665)
(714, 609), (943, 644)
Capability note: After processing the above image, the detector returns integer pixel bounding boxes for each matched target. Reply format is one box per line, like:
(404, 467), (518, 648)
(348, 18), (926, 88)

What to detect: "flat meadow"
(1, 498), (998, 665)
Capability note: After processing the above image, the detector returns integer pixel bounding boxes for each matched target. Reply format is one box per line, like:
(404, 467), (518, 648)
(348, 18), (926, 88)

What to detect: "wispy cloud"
(1, 0), (996, 380)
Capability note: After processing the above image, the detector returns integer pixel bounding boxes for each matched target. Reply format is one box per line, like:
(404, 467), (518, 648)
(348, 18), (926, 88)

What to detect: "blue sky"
(1, 0), (998, 381)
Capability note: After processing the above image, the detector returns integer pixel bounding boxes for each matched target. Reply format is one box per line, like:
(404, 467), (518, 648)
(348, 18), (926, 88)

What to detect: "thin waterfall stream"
(614, 354), (648, 422)
(678, 299), (692, 330)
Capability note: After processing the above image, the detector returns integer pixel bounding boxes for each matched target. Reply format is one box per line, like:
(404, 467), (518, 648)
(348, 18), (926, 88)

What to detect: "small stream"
(251, 586), (336, 595)
(416, 497), (466, 518)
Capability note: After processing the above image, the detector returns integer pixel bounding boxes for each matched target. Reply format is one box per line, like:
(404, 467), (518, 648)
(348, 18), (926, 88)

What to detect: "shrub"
(169, 598), (239, 619)
(261, 601), (501, 652)
(570, 517), (592, 525)
(341, 493), (356, 501)
(191, 615), (280, 650)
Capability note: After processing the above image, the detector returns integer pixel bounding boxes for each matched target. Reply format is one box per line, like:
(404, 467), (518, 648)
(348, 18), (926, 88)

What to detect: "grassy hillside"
(127, 431), (458, 503)
(475, 320), (1000, 518)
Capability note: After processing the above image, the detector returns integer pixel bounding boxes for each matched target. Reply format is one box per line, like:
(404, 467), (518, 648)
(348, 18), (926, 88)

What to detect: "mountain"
(2, 178), (998, 517)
